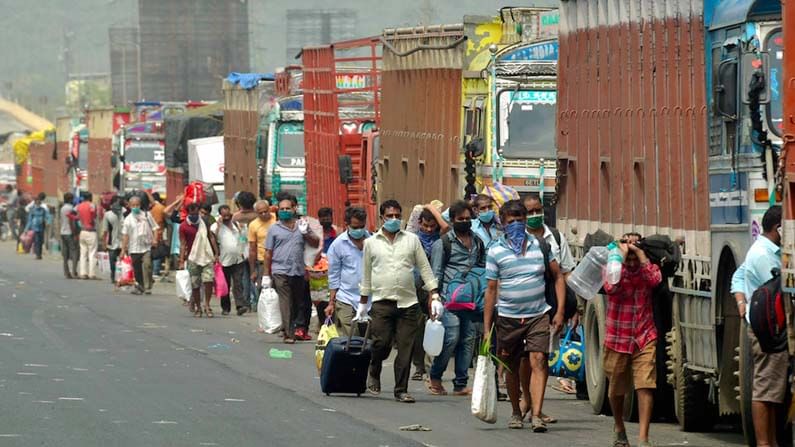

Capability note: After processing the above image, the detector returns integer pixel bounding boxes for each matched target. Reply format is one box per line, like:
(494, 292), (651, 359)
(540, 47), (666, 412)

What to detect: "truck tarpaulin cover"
(226, 72), (276, 90)
(164, 115), (223, 169)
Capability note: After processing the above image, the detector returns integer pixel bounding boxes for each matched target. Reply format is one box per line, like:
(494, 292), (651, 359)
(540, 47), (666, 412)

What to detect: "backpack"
(441, 234), (487, 312)
(638, 234), (681, 278)
(749, 269), (787, 353)
(535, 234), (578, 320)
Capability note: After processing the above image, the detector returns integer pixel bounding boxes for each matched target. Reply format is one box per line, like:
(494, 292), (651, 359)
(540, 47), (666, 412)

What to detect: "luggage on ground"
(320, 320), (371, 396)
(315, 317), (339, 372)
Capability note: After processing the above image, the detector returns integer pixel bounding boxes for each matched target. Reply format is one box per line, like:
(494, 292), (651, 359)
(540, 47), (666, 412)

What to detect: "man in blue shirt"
(483, 199), (565, 432)
(731, 205), (784, 447)
(325, 207), (370, 336)
(25, 193), (50, 260)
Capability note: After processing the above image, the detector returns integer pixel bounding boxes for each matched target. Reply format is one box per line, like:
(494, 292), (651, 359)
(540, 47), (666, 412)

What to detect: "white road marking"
(57, 397), (84, 401)
(52, 378), (64, 382)
(71, 368), (89, 371)
(24, 364), (47, 368)
(151, 420), (178, 425)
(16, 372), (37, 376)
(33, 400), (54, 404)
(322, 408), (337, 412)
(0, 434), (21, 438)
(224, 398), (245, 402)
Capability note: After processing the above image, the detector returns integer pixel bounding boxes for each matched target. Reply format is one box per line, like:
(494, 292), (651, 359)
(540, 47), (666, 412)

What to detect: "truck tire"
(669, 309), (717, 431)
(585, 296), (610, 415)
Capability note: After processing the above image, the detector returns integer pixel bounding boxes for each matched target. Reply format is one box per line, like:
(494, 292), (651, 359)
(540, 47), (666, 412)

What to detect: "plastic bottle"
(423, 319), (445, 357)
(566, 246), (609, 300)
(269, 348), (293, 359)
(606, 242), (624, 285)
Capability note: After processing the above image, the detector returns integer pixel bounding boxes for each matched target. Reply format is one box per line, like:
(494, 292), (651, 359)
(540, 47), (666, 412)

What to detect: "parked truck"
(556, 0), (785, 443)
(302, 38), (381, 226)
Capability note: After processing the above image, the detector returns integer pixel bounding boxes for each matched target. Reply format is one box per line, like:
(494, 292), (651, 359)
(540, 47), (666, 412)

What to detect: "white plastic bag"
(471, 355), (497, 424)
(175, 270), (191, 301)
(258, 287), (282, 334)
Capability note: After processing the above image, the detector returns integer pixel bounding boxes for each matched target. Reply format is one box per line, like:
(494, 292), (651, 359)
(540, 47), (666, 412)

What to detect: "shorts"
(603, 341), (657, 397)
(496, 314), (550, 364)
(748, 327), (789, 403)
(186, 261), (214, 289)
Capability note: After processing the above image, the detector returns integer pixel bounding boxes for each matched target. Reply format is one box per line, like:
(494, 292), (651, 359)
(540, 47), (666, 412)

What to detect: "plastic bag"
(175, 270), (192, 301)
(258, 287), (282, 334)
(96, 252), (111, 274)
(471, 355), (498, 424)
(20, 230), (34, 253)
(548, 325), (585, 383)
(213, 262), (228, 297)
(315, 317), (339, 371)
(116, 256), (135, 287)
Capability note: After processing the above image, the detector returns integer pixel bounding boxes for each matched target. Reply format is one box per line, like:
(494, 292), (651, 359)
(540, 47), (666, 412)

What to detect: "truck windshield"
(125, 140), (164, 171)
(498, 90), (557, 159)
(277, 131), (305, 167)
(766, 29), (783, 137)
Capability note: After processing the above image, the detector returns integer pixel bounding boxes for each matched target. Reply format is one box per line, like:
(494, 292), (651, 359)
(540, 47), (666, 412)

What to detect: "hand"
(250, 270), (258, 282)
(430, 299), (444, 321)
(617, 241), (630, 258)
(738, 301), (747, 319)
(324, 302), (335, 318)
(298, 218), (309, 235)
(120, 250), (127, 259)
(261, 276), (272, 289)
(551, 311), (565, 334)
(569, 313), (580, 331)
(354, 302), (370, 322)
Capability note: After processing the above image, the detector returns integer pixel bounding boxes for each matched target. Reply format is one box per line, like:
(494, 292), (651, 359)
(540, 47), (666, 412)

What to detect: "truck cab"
(114, 121), (166, 194)
(263, 96), (306, 213)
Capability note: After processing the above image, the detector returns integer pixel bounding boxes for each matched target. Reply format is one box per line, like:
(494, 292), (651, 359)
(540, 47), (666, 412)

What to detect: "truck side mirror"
(338, 155), (353, 184)
(741, 52), (770, 104)
(715, 59), (739, 120)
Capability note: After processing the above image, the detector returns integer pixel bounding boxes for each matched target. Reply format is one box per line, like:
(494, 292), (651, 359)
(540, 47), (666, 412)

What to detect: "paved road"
(0, 242), (745, 446)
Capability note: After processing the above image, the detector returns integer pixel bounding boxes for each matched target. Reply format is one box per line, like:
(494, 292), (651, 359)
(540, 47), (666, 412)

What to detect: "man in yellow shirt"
(248, 200), (277, 307)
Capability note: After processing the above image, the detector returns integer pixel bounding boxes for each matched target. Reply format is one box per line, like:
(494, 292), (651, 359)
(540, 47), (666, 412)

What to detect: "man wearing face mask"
(317, 207), (341, 254)
(179, 203), (220, 317)
(472, 194), (501, 248)
(359, 199), (440, 403)
(210, 205), (248, 316)
(483, 199), (565, 431)
(264, 198), (320, 343)
(325, 207), (370, 336)
(427, 200), (486, 396)
(120, 196), (159, 295)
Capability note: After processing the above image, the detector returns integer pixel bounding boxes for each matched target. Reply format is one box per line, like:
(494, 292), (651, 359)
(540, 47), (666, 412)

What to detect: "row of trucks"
(244, 1), (793, 445)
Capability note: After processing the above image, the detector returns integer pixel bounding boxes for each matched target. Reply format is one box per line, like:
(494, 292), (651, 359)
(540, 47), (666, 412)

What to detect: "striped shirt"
(485, 234), (550, 318)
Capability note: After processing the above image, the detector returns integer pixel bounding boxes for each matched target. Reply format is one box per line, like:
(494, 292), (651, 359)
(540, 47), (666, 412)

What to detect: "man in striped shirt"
(483, 199), (565, 432)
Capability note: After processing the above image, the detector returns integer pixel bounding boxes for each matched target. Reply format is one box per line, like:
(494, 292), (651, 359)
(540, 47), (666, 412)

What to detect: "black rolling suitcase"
(320, 321), (371, 396)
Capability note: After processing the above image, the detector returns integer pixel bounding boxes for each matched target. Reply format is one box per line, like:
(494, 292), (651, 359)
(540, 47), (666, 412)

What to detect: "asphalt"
(0, 241), (746, 446)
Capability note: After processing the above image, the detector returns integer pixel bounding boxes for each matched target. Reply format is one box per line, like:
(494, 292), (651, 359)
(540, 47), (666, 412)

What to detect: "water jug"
(423, 319), (445, 356)
(567, 246), (609, 300)
(606, 242), (624, 285)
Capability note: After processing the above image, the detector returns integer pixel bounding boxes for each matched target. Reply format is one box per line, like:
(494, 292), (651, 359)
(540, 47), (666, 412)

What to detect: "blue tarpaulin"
(226, 72), (275, 90)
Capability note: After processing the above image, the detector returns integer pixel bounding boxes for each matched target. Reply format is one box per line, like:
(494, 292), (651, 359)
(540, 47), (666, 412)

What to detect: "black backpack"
(749, 269), (787, 353)
(638, 235), (681, 278)
(534, 233), (577, 320)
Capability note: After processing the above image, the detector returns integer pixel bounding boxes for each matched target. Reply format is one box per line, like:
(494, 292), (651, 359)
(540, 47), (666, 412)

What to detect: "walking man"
(428, 200), (485, 396)
(101, 196), (123, 284)
(483, 199), (565, 431)
(24, 192), (49, 260)
(264, 198), (319, 343)
(358, 199), (440, 403)
(60, 192), (78, 278)
(179, 203), (219, 317)
(76, 192), (99, 279)
(120, 196), (158, 295)
(603, 233), (662, 447)
(211, 205), (249, 316)
(732, 206), (785, 447)
(248, 199), (276, 310)
(232, 191), (259, 309)
(325, 206), (369, 336)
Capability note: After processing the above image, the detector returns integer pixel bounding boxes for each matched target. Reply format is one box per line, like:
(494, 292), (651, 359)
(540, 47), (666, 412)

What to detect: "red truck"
(301, 37), (381, 227)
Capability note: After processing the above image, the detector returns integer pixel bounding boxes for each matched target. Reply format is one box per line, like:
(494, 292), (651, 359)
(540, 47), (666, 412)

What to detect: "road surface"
(0, 241), (745, 446)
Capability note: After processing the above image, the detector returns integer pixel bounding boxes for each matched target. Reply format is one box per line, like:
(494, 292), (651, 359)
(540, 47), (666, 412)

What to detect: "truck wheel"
(669, 314), (716, 431)
(739, 322), (757, 446)
(585, 296), (610, 415)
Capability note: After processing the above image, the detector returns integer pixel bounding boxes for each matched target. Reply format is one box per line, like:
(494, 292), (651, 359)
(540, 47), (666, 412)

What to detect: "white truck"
(187, 136), (225, 212)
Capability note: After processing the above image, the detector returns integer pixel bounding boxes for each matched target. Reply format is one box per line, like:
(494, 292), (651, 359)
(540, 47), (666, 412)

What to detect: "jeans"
(33, 230), (44, 258)
(220, 262), (247, 313)
(108, 248), (121, 283)
(61, 235), (78, 277)
(152, 258), (162, 276)
(369, 301), (421, 396)
(78, 231), (98, 278)
(130, 251), (152, 292)
(429, 311), (479, 390)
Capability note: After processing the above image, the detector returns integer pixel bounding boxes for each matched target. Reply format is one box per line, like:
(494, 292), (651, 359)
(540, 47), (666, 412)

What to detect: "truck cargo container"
(557, 0), (784, 442)
(302, 37), (381, 226)
(187, 136), (225, 211)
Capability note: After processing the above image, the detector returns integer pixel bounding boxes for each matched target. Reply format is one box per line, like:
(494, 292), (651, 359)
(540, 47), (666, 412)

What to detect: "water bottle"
(423, 319), (445, 357)
(606, 242), (624, 285)
(567, 246), (609, 300)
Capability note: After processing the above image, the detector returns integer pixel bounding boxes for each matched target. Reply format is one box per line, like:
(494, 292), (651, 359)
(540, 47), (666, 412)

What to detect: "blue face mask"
(348, 227), (366, 240)
(277, 210), (294, 221)
(418, 230), (440, 257)
(131, 207), (141, 215)
(382, 218), (401, 233)
(505, 221), (527, 256)
(479, 210), (495, 223)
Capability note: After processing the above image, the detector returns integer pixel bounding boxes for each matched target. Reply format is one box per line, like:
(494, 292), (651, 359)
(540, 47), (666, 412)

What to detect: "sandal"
(540, 412), (557, 424)
(531, 416), (548, 433)
(411, 371), (425, 381)
(367, 376), (381, 395)
(427, 382), (448, 396)
(394, 393), (416, 403)
(613, 430), (630, 447)
(193, 308), (202, 318)
(204, 307), (214, 318)
(508, 414), (524, 429)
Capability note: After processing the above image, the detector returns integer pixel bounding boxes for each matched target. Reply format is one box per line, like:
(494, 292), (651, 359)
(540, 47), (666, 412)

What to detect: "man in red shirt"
(602, 233), (662, 447)
(75, 192), (99, 279)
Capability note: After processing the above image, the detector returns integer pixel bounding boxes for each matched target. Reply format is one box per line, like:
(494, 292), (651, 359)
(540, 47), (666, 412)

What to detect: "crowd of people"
(14, 183), (790, 447)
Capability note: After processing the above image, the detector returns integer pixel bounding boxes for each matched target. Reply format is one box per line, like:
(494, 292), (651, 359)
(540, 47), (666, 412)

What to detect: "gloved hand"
(298, 218), (309, 235)
(430, 294), (444, 320)
(354, 302), (370, 321)
(261, 276), (272, 289)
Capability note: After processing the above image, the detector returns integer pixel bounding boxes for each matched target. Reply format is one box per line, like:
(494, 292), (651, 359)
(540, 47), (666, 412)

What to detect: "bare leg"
(753, 402), (775, 447)
(190, 288), (201, 313)
(519, 357), (531, 416)
(529, 352), (548, 417)
(609, 394), (626, 433)
(505, 358), (522, 416)
(203, 282), (214, 307)
(637, 388), (654, 442)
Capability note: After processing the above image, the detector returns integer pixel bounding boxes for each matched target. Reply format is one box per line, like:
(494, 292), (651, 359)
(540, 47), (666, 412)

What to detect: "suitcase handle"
(345, 318), (371, 353)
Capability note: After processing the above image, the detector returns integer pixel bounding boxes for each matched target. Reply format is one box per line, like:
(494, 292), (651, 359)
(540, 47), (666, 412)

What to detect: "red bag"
(20, 230), (34, 253)
(116, 256), (135, 287)
(213, 262), (228, 298)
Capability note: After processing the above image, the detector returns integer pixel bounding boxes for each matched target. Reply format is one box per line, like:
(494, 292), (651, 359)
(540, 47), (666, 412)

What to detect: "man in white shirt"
(358, 199), (440, 403)
(120, 196), (158, 295)
(211, 205), (249, 316)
